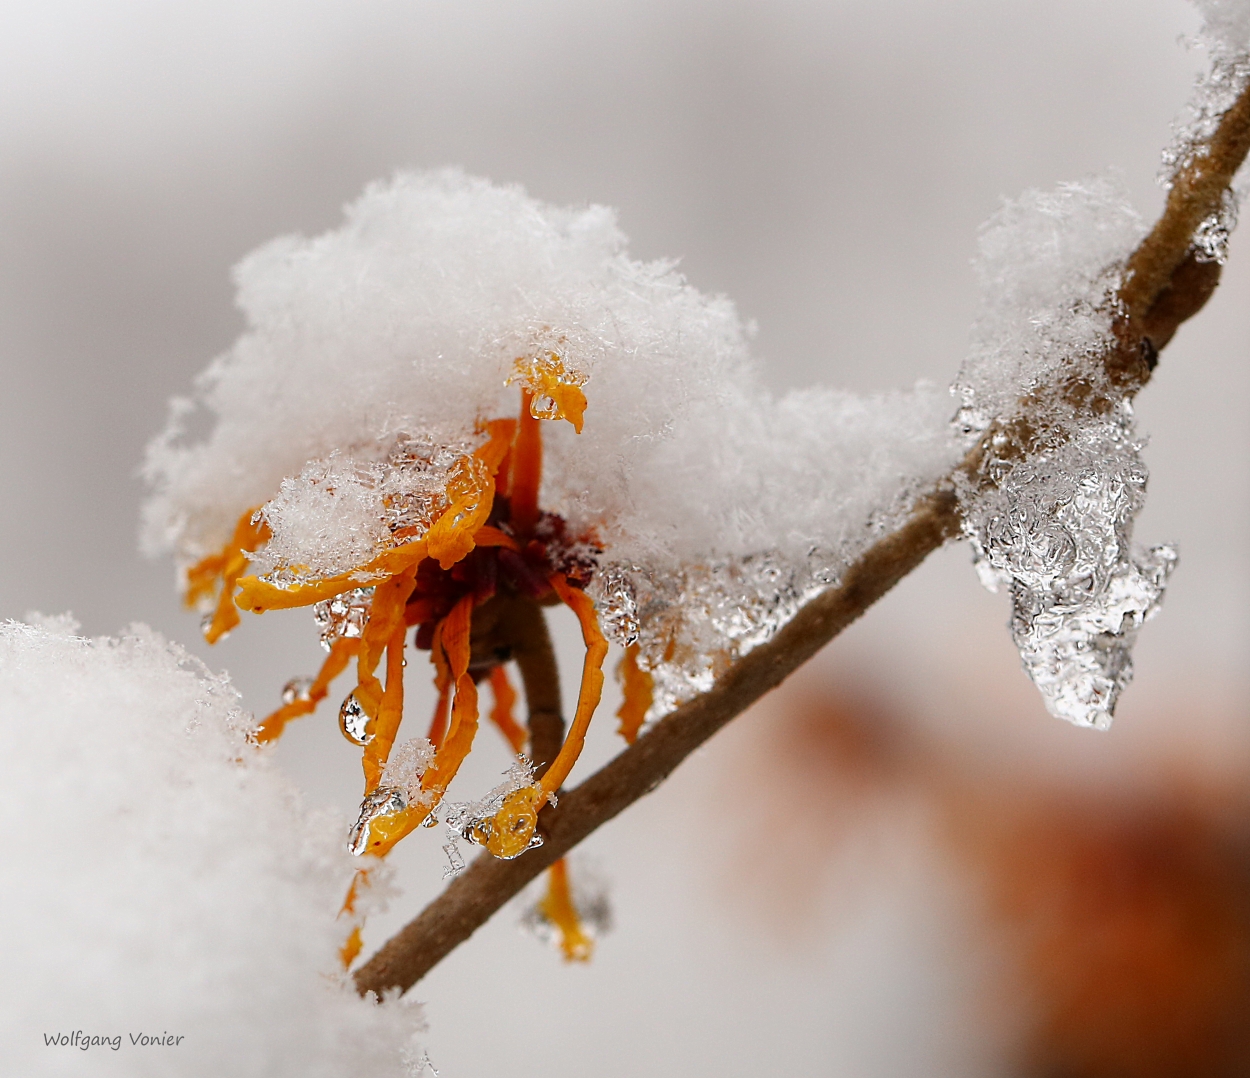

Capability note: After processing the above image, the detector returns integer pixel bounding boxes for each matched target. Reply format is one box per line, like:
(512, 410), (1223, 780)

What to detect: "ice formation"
(143, 170), (961, 733)
(954, 176), (1177, 729)
(0, 617), (421, 1077)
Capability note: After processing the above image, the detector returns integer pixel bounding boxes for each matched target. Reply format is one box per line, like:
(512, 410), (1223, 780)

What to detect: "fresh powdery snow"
(143, 170), (963, 720)
(0, 617), (423, 1077)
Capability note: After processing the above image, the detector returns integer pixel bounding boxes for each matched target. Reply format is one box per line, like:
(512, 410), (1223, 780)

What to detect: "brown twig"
(354, 69), (1250, 1001)
(468, 593), (565, 775)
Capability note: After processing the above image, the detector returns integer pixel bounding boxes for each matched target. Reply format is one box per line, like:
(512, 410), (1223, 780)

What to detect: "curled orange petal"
(539, 574), (608, 796)
(489, 665), (526, 754)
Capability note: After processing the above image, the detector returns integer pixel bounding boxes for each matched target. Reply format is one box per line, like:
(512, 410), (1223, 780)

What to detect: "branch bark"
(354, 71), (1250, 1001)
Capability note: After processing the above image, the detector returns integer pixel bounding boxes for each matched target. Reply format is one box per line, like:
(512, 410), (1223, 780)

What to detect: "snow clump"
(0, 617), (423, 1077)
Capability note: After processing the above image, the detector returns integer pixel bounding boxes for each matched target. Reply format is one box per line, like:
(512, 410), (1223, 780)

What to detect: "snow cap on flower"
(143, 169), (957, 582)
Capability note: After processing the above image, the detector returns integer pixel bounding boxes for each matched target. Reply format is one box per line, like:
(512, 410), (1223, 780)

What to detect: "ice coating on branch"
(0, 619), (421, 1077)
(144, 171), (961, 713)
(954, 177), (1176, 729)
(964, 408), (1177, 729)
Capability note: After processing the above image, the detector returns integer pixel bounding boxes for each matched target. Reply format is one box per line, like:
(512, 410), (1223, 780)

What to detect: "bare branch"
(354, 72), (1250, 1001)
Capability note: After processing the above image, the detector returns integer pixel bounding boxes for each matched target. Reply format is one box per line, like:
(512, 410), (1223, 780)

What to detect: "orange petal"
(254, 637), (360, 744)
(615, 643), (652, 745)
(489, 665), (526, 754)
(419, 595), (481, 797)
(539, 574), (608, 796)
(510, 389), (542, 537)
(186, 508), (270, 643)
(339, 925), (364, 970)
(541, 858), (594, 962)
(358, 568), (417, 793)
(234, 538), (430, 614)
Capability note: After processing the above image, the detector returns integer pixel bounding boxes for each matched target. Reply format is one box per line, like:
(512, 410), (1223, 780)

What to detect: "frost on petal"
(0, 619), (422, 1077)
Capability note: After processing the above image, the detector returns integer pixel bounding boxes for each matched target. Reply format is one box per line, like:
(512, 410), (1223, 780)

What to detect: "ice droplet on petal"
(438, 761), (544, 860)
(339, 692), (373, 745)
(963, 408), (1176, 729)
(281, 676), (314, 706)
(199, 612), (228, 641)
(347, 786), (406, 856)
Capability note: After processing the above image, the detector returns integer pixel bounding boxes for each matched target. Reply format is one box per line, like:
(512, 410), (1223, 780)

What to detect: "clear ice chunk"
(347, 785), (406, 856)
(312, 587), (374, 651)
(962, 404), (1176, 729)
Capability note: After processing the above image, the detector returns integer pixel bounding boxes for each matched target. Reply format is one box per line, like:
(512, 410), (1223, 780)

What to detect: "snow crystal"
(380, 737), (436, 805)
(144, 170), (961, 719)
(0, 619), (422, 1077)
(954, 176), (1176, 729)
(1193, 0), (1250, 59)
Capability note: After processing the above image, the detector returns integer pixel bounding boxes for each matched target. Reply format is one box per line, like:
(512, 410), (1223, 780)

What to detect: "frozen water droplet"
(347, 786), (406, 856)
(199, 613), (216, 639)
(530, 393), (559, 419)
(339, 692), (373, 745)
(1192, 188), (1239, 265)
(313, 587), (373, 651)
(281, 676), (314, 706)
(436, 762), (545, 859)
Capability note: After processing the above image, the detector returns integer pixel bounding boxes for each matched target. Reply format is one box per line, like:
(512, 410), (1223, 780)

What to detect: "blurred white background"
(1, 1), (1246, 1075)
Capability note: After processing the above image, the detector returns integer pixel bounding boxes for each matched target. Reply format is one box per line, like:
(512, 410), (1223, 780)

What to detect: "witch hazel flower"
(143, 170), (960, 960)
